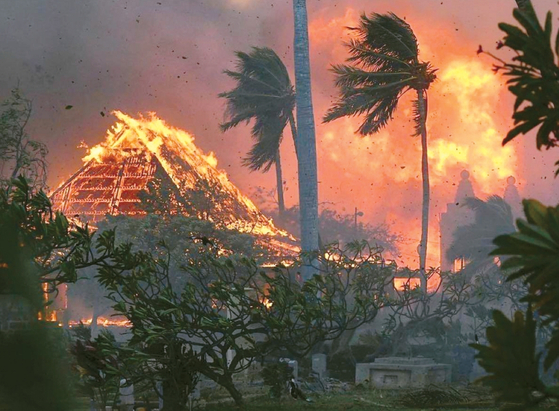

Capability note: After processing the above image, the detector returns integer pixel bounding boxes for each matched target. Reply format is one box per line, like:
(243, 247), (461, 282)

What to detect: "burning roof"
(51, 111), (296, 254)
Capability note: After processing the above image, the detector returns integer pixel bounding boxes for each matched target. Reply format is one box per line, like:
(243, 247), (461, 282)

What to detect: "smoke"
(1, 0), (558, 267)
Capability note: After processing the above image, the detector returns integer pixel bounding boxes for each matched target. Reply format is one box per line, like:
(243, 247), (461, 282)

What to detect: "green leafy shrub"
(261, 362), (293, 399)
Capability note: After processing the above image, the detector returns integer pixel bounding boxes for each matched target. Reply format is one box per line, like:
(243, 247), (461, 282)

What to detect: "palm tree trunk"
(288, 112), (299, 159)
(289, 112), (325, 250)
(275, 151), (286, 219)
(515, 0), (532, 11)
(293, 0), (320, 281)
(417, 89), (430, 293)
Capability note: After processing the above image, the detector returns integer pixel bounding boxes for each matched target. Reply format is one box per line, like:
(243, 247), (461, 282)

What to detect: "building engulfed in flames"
(47, 111), (299, 328)
(51, 111), (297, 257)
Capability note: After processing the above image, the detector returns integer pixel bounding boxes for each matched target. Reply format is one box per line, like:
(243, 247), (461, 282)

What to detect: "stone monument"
(312, 353), (327, 379)
(356, 357), (451, 389)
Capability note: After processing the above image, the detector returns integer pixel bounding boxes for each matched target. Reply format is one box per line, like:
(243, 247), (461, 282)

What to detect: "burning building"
(53, 112), (283, 232)
(49, 111), (298, 328)
(50, 111), (297, 255)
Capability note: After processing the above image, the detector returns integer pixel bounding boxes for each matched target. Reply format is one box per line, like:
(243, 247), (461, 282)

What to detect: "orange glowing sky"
(1, 0), (558, 268)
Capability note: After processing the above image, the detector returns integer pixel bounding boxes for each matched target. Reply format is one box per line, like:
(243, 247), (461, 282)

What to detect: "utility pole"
(354, 207), (364, 231)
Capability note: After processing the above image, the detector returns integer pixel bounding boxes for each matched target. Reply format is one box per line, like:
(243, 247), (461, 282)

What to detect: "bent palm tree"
(220, 47), (297, 218)
(324, 12), (436, 291)
(293, 0), (320, 280)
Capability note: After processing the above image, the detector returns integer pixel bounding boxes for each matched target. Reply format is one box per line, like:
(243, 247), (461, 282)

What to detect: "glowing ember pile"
(51, 111), (295, 252)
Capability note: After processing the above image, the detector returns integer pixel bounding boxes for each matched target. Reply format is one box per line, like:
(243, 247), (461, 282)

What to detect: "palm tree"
(323, 12), (436, 291)
(293, 0), (320, 280)
(220, 47), (297, 219)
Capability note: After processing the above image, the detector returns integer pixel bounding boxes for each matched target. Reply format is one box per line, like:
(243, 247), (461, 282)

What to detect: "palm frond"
(220, 47), (295, 172)
(345, 12), (418, 71)
(331, 65), (411, 87)
(242, 113), (289, 172)
(324, 12), (435, 136)
(346, 38), (411, 72)
(358, 12), (419, 62)
(323, 76), (409, 134)
(234, 48), (292, 92)
(412, 98), (422, 137)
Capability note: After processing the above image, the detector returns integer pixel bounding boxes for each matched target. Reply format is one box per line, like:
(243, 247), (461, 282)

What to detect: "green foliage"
(0, 177), (122, 303)
(261, 362), (292, 399)
(493, 199), (559, 370)
(95, 239), (389, 406)
(382, 267), (473, 350)
(71, 328), (121, 409)
(0, 177), (140, 410)
(491, 5), (559, 154)
(470, 199), (559, 407)
(470, 7), (559, 408)
(98, 213), (266, 272)
(0, 324), (75, 411)
(471, 310), (545, 409)
(0, 88), (48, 189)
(220, 47), (296, 172)
(323, 12), (436, 135)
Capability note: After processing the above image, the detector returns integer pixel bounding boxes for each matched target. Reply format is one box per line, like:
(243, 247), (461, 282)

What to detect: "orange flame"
(68, 316), (132, 328)
(72, 111), (293, 239)
(308, 8), (520, 270)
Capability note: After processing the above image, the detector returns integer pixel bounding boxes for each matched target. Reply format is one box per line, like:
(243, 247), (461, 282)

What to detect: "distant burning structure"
(51, 111), (297, 256)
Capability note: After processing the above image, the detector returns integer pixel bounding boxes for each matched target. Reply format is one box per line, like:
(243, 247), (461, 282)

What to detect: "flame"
(393, 277), (421, 292)
(307, 8), (520, 270)
(260, 296), (273, 309)
(68, 316), (132, 328)
(66, 111), (294, 241)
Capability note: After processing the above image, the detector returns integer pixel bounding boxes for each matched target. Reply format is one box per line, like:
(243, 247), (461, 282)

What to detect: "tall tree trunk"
(293, 0), (320, 281)
(288, 113), (299, 159)
(219, 375), (244, 408)
(288, 112), (325, 249)
(515, 0), (532, 11)
(417, 90), (430, 293)
(275, 151), (285, 220)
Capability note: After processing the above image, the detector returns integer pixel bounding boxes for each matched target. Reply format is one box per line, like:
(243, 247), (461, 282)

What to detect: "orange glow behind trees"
(308, 8), (519, 268)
